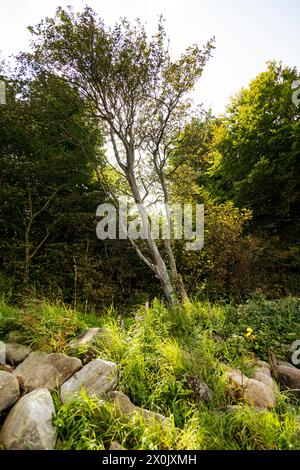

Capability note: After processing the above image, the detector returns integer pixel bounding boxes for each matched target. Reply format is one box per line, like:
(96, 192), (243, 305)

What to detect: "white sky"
(0, 0), (299, 114)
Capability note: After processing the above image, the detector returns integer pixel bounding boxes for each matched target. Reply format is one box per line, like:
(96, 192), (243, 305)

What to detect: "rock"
(108, 390), (137, 416)
(218, 404), (266, 414)
(277, 360), (297, 369)
(0, 389), (57, 450)
(256, 360), (271, 370)
(255, 367), (272, 377)
(13, 352), (82, 392)
(67, 328), (110, 364)
(275, 363), (300, 398)
(108, 391), (168, 425)
(225, 368), (249, 388)
(225, 368), (276, 408)
(253, 370), (278, 394)
(5, 330), (26, 344)
(250, 360), (272, 377)
(185, 375), (213, 403)
(296, 416), (300, 440)
(0, 364), (14, 373)
(67, 328), (103, 352)
(5, 343), (31, 365)
(109, 441), (126, 450)
(0, 340), (5, 364)
(0, 371), (19, 411)
(218, 405), (244, 413)
(243, 379), (276, 408)
(60, 358), (117, 403)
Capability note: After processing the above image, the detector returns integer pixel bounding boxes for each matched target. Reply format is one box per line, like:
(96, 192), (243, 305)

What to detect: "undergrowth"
(0, 294), (300, 450)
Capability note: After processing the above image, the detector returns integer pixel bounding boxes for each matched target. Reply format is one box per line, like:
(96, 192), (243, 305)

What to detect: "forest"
(0, 4), (300, 452)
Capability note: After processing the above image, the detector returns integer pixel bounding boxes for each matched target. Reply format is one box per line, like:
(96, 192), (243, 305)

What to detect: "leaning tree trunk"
(161, 171), (189, 303)
(164, 238), (189, 303)
(127, 166), (176, 306)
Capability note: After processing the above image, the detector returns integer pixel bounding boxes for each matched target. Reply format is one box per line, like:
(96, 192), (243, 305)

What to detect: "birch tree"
(27, 6), (214, 305)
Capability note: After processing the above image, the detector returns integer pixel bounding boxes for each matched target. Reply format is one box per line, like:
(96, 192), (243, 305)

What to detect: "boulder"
(253, 370), (278, 394)
(225, 368), (249, 388)
(13, 352), (82, 392)
(0, 371), (19, 411)
(0, 364), (14, 373)
(108, 391), (167, 425)
(275, 363), (300, 398)
(255, 367), (272, 377)
(67, 328), (103, 352)
(67, 328), (110, 364)
(108, 390), (137, 416)
(218, 404), (266, 414)
(0, 340), (5, 364)
(60, 358), (117, 403)
(185, 375), (213, 403)
(218, 404), (244, 413)
(109, 441), (126, 450)
(5, 330), (26, 344)
(296, 416), (300, 440)
(225, 368), (276, 408)
(256, 360), (271, 370)
(278, 361), (298, 369)
(243, 379), (276, 408)
(5, 343), (31, 365)
(0, 389), (57, 450)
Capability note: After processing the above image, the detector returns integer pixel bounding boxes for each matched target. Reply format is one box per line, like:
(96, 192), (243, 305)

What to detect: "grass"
(0, 293), (300, 450)
(52, 392), (299, 450)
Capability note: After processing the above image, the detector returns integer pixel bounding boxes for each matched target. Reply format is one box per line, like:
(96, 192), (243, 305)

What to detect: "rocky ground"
(1, 326), (300, 450)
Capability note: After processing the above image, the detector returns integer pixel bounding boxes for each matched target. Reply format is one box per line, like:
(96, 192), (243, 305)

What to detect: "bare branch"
(30, 227), (50, 260)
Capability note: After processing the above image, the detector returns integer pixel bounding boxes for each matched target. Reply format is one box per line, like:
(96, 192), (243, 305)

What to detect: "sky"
(0, 0), (299, 114)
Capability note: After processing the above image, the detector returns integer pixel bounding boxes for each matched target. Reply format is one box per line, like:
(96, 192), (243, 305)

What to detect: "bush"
(223, 294), (300, 361)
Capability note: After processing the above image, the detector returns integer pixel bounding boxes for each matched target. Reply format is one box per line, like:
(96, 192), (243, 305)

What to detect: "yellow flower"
(245, 327), (253, 337)
(245, 327), (256, 342)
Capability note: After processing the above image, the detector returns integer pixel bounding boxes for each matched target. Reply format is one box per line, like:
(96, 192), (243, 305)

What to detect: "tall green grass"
(1, 294), (300, 449)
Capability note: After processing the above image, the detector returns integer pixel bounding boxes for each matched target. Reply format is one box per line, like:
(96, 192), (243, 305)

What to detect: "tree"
(168, 115), (252, 300)
(207, 62), (300, 241)
(171, 63), (300, 299)
(25, 6), (214, 305)
(0, 70), (104, 288)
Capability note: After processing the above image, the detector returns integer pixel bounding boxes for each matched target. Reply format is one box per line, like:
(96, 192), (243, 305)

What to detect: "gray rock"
(277, 360), (296, 369)
(0, 371), (19, 411)
(256, 367), (272, 377)
(67, 328), (103, 352)
(243, 379), (276, 408)
(185, 375), (213, 403)
(296, 416), (300, 440)
(275, 363), (300, 398)
(256, 360), (271, 370)
(0, 389), (57, 450)
(109, 441), (126, 450)
(218, 405), (244, 413)
(253, 370), (278, 394)
(13, 352), (82, 392)
(225, 368), (276, 408)
(5, 330), (26, 344)
(218, 404), (265, 414)
(0, 364), (14, 373)
(60, 358), (117, 403)
(225, 368), (249, 388)
(5, 343), (31, 365)
(0, 340), (5, 364)
(108, 391), (168, 425)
